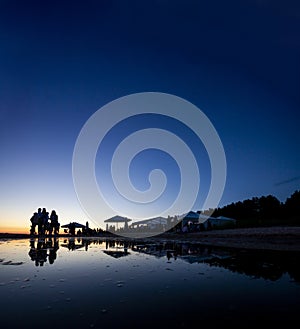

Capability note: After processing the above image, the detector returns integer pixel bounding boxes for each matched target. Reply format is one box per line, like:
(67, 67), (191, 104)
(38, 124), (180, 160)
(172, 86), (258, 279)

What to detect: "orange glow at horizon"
(0, 226), (29, 234)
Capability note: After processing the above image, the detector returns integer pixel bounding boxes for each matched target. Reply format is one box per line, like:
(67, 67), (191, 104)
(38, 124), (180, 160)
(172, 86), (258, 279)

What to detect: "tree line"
(202, 190), (300, 228)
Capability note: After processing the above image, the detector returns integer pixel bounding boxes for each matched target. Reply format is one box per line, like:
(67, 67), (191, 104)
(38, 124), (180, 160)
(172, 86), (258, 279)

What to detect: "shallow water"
(0, 237), (299, 329)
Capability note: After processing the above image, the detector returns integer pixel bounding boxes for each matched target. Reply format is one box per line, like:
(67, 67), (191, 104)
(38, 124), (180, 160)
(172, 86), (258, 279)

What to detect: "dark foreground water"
(0, 237), (299, 329)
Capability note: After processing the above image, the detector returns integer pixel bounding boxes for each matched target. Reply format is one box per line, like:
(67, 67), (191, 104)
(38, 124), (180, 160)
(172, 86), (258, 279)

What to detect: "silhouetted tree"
(283, 190), (300, 223)
(208, 190), (299, 228)
(257, 195), (282, 224)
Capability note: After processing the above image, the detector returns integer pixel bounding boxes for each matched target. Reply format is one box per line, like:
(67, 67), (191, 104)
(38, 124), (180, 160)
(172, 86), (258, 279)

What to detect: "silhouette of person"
(48, 238), (59, 264)
(167, 250), (172, 261)
(28, 239), (37, 262)
(68, 237), (76, 250)
(49, 210), (59, 236)
(36, 238), (47, 266)
(69, 222), (76, 236)
(37, 208), (43, 235)
(30, 212), (39, 235)
(44, 210), (50, 235)
(39, 208), (49, 235)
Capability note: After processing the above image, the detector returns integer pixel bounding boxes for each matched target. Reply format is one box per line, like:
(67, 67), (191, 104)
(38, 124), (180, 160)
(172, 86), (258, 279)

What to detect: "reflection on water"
(0, 237), (300, 329)
(28, 237), (300, 283)
(28, 238), (59, 266)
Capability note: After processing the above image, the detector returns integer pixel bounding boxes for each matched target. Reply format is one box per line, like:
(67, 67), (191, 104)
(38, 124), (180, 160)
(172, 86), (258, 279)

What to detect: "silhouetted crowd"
(30, 207), (60, 236)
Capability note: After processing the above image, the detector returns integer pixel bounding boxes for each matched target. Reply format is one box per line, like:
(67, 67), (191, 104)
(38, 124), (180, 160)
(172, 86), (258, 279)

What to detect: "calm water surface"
(0, 237), (299, 329)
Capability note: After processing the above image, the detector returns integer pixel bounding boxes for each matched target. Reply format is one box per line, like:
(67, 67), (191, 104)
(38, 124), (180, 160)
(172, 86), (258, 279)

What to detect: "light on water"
(0, 237), (299, 329)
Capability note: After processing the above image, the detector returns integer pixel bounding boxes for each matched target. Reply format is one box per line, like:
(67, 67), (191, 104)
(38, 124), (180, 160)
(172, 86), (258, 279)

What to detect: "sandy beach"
(1, 226), (300, 252)
(155, 226), (300, 251)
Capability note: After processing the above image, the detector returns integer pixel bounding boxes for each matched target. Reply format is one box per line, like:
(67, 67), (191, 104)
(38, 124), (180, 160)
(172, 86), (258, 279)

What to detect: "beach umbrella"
(61, 222), (86, 229)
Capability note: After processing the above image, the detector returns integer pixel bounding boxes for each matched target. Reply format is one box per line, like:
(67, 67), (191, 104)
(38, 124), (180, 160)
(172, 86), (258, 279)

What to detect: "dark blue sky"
(1, 0), (299, 231)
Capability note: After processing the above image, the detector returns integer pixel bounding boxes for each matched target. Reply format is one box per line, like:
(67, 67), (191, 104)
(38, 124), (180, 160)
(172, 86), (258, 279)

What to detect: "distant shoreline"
(1, 226), (300, 252)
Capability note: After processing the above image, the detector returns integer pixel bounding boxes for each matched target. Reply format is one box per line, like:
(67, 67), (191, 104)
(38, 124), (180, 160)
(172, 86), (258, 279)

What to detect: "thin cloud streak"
(275, 176), (300, 186)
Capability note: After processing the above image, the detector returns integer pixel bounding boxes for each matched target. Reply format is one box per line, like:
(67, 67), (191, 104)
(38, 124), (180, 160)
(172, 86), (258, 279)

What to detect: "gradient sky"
(1, 0), (299, 232)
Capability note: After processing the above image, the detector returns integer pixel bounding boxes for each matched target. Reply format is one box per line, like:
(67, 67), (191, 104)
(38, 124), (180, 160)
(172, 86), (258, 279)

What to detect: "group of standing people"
(30, 207), (60, 236)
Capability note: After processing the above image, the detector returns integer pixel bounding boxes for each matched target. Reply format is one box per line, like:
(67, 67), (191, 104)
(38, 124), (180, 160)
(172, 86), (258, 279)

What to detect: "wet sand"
(155, 226), (300, 251)
(1, 226), (300, 251)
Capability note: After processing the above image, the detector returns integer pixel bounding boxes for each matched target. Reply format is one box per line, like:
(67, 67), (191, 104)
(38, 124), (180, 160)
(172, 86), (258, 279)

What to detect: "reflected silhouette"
(28, 237), (59, 266)
(130, 240), (300, 282)
(60, 237), (92, 251)
(103, 239), (130, 258)
(27, 237), (300, 282)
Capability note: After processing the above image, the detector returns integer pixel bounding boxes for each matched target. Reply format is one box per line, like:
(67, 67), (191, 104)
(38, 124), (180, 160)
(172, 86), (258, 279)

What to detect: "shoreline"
(1, 226), (300, 251)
